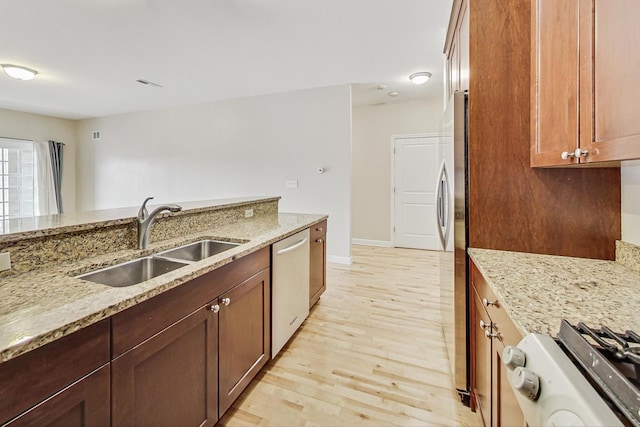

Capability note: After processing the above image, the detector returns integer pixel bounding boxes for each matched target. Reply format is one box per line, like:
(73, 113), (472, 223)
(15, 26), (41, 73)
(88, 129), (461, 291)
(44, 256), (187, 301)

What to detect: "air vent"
(92, 131), (101, 140)
(136, 79), (163, 88)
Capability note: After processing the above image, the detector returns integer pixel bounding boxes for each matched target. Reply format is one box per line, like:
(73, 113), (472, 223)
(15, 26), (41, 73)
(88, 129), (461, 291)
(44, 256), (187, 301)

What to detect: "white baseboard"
(327, 255), (352, 265)
(351, 239), (392, 248)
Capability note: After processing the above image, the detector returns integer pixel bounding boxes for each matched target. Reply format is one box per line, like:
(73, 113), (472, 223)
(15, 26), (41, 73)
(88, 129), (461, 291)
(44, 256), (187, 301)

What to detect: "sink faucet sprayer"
(137, 196), (182, 250)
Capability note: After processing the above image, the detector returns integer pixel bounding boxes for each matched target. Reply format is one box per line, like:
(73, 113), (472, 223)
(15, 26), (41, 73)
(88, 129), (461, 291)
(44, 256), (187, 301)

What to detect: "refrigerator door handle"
(436, 161), (447, 250)
(442, 163), (451, 246)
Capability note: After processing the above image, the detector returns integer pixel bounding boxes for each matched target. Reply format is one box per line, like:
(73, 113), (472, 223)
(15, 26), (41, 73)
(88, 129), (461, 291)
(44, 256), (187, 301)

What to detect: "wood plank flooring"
(219, 245), (481, 426)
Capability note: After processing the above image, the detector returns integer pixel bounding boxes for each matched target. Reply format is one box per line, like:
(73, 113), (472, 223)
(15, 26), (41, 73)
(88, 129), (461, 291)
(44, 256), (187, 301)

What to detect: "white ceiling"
(0, 0), (453, 120)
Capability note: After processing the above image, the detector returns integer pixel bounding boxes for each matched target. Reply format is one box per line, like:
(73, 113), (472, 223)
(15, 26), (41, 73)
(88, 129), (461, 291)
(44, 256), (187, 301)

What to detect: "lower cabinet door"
(218, 268), (271, 415)
(472, 290), (492, 427)
(309, 230), (326, 308)
(492, 341), (525, 427)
(4, 364), (110, 427)
(112, 305), (218, 427)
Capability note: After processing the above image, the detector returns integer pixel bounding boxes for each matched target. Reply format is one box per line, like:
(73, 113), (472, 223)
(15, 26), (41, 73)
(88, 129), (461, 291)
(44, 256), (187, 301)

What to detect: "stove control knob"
(502, 346), (526, 369)
(512, 367), (540, 401)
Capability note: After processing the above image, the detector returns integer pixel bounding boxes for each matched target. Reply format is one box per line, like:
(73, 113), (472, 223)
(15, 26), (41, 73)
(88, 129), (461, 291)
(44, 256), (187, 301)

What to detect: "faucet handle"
(138, 196), (154, 220)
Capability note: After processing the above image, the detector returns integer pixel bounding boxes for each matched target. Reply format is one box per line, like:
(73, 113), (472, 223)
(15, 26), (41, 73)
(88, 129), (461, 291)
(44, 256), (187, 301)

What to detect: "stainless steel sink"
(156, 240), (240, 263)
(76, 256), (188, 287)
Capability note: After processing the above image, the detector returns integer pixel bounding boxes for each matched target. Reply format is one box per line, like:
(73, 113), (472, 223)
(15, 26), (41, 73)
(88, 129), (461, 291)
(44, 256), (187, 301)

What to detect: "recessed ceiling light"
(1, 64), (38, 81)
(409, 71), (432, 85)
(389, 91), (400, 97)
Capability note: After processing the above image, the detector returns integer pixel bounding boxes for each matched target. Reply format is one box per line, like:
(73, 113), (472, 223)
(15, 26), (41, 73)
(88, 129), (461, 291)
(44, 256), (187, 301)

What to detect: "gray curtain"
(48, 140), (64, 214)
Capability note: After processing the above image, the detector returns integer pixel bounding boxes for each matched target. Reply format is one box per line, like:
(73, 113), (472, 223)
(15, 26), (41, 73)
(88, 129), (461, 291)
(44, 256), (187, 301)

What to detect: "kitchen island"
(0, 196), (327, 425)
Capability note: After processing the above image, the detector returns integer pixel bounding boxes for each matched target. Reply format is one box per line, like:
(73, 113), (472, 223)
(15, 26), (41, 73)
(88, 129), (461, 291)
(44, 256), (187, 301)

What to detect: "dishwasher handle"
(275, 237), (308, 255)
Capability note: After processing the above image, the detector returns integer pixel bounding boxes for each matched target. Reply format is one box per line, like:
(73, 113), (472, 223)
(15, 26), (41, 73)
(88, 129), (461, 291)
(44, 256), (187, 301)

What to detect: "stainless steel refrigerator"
(438, 90), (470, 404)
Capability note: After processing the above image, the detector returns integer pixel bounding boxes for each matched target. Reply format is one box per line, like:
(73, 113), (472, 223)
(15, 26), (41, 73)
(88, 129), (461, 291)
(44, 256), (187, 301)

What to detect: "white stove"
(503, 320), (640, 426)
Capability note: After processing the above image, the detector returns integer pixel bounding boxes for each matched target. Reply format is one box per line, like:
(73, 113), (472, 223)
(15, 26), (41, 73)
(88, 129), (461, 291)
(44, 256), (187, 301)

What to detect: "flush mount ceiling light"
(409, 71), (432, 85)
(1, 64), (38, 81)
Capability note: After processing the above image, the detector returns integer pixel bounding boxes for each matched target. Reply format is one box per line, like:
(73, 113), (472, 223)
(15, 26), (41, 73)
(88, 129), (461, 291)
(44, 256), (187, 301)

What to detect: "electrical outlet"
(285, 180), (299, 188)
(0, 252), (11, 272)
(244, 209), (254, 218)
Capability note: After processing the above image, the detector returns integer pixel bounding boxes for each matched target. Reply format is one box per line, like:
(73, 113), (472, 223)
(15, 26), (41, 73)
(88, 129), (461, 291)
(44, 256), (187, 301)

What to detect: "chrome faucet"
(137, 197), (182, 250)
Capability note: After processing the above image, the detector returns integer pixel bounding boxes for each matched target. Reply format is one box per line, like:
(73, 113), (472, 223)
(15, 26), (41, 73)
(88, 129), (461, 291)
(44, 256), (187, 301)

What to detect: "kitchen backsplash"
(0, 198), (278, 278)
(615, 240), (640, 273)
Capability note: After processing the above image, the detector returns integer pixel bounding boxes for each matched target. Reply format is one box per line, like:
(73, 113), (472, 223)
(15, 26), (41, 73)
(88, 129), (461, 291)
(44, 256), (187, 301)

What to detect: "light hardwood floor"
(219, 245), (481, 426)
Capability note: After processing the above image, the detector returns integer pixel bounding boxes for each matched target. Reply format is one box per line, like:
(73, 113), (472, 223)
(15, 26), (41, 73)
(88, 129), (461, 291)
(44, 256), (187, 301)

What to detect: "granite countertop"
(0, 212), (326, 363)
(468, 248), (640, 337)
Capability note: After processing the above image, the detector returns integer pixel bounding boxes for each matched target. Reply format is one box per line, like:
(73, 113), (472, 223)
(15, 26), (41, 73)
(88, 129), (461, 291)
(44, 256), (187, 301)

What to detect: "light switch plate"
(244, 209), (254, 218)
(0, 252), (10, 272)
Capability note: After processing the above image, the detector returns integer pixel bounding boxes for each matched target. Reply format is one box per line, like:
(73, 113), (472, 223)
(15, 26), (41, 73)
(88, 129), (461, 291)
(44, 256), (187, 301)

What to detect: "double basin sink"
(76, 240), (241, 288)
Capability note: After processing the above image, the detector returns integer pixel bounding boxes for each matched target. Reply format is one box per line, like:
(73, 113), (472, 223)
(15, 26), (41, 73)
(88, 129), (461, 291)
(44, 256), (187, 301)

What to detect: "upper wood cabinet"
(531, 0), (640, 166)
(445, 0), (469, 100)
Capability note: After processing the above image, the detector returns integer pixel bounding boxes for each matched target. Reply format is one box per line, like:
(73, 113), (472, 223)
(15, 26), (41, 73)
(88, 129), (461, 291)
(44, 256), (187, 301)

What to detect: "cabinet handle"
(561, 151), (576, 160)
(561, 148), (588, 160)
(209, 304), (220, 313)
(485, 330), (499, 339)
(479, 320), (489, 329)
(316, 238), (324, 243)
(221, 297), (231, 306)
(575, 148), (588, 158)
(482, 298), (497, 307)
(316, 227), (323, 232)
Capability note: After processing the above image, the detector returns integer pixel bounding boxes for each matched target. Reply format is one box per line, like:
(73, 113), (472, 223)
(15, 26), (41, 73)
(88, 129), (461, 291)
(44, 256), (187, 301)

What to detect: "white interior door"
(393, 135), (440, 250)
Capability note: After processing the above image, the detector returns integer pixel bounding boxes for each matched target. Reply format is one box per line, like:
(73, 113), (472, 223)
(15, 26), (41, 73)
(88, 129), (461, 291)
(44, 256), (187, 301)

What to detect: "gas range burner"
(574, 322), (640, 365)
(558, 320), (640, 426)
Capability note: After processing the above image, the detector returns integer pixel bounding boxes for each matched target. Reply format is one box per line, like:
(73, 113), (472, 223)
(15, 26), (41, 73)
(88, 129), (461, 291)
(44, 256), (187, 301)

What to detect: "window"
(0, 138), (34, 232)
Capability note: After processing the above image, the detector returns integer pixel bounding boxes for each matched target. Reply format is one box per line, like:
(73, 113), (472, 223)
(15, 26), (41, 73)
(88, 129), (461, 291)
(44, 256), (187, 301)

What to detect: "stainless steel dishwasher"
(271, 228), (310, 358)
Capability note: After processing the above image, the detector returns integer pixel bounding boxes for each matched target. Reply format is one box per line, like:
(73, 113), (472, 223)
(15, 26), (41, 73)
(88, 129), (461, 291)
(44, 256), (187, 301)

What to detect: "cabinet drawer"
(310, 220), (327, 241)
(112, 247), (269, 357)
(0, 319), (110, 424)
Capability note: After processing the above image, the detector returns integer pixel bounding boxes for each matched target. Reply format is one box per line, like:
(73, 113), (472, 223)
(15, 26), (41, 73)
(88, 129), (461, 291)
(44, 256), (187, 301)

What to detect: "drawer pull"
(316, 238), (324, 244)
(221, 297), (231, 306)
(316, 227), (323, 232)
(485, 330), (499, 339)
(209, 304), (220, 313)
(482, 298), (497, 307)
(479, 320), (489, 330)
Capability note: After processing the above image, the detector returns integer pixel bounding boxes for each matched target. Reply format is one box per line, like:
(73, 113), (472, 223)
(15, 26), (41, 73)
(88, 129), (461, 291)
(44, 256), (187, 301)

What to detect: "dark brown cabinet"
(470, 262), (525, 427)
(0, 319), (110, 426)
(309, 220), (327, 308)
(4, 365), (110, 427)
(531, 0), (640, 166)
(111, 247), (270, 425)
(111, 305), (219, 427)
(218, 268), (270, 415)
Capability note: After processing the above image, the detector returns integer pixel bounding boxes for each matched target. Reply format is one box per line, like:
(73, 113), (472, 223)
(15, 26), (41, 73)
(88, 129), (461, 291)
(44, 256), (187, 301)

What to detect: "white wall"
(0, 108), (77, 213)
(76, 85), (352, 262)
(351, 98), (442, 245)
(621, 161), (640, 245)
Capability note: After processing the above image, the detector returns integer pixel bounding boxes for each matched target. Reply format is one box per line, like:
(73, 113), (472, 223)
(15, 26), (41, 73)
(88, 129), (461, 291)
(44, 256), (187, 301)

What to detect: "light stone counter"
(468, 247), (640, 338)
(0, 211), (326, 363)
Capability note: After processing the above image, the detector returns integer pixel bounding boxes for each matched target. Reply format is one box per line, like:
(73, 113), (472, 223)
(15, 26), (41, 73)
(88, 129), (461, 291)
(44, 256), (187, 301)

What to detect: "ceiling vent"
(136, 79), (163, 88)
